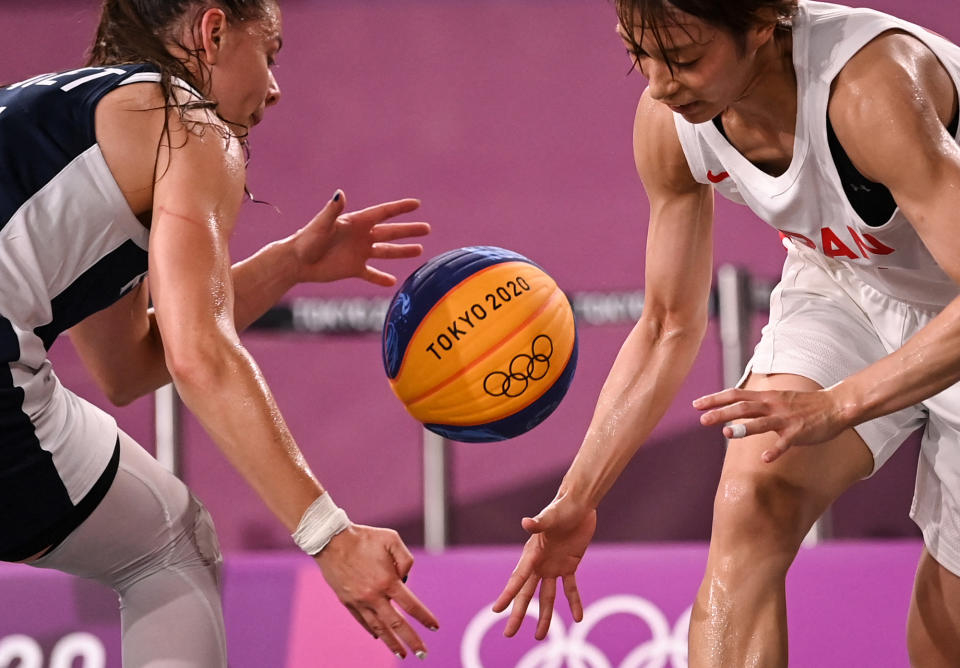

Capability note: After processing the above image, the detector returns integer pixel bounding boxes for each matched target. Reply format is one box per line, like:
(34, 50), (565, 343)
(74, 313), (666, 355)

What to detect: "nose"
(265, 70), (281, 107)
(644, 59), (681, 102)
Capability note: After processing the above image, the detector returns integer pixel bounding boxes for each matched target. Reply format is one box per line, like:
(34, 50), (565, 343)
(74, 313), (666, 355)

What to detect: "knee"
(183, 495), (223, 583)
(115, 494), (223, 593)
(711, 472), (819, 558)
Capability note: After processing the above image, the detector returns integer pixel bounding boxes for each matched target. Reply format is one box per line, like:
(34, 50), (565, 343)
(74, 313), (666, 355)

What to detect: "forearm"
(230, 237), (300, 331)
(170, 337), (322, 531)
(831, 294), (960, 426)
(561, 314), (707, 508)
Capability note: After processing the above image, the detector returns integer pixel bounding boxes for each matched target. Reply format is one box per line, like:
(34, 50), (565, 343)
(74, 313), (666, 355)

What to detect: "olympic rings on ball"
(483, 335), (554, 398)
(382, 246), (577, 443)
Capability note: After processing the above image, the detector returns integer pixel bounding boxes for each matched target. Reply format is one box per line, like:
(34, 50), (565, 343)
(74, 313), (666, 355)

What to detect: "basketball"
(382, 246), (578, 442)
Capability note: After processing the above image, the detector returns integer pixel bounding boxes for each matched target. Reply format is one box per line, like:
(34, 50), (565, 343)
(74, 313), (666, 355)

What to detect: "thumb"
(307, 189), (346, 230)
(327, 188), (345, 212)
(521, 511), (552, 534)
(306, 189), (345, 234)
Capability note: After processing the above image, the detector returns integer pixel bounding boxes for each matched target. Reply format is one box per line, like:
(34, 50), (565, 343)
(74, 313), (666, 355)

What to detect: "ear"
(198, 8), (229, 65)
(745, 12), (779, 54)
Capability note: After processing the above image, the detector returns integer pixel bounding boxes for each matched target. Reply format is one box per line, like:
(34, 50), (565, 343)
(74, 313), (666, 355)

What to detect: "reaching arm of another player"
(696, 33), (960, 461)
(494, 89), (714, 639)
(148, 113), (437, 659)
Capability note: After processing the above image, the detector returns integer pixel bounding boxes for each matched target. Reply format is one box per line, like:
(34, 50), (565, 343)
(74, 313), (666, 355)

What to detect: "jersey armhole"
(672, 113), (710, 185)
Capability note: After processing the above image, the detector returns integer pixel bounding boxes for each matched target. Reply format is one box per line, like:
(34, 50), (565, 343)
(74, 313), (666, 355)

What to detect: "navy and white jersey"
(674, 1), (960, 310)
(0, 64), (193, 560)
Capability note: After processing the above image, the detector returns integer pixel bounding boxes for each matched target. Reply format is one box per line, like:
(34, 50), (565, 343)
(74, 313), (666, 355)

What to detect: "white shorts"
(747, 242), (960, 574)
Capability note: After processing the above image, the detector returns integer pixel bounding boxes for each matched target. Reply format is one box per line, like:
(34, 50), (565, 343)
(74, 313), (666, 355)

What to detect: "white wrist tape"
(292, 493), (351, 556)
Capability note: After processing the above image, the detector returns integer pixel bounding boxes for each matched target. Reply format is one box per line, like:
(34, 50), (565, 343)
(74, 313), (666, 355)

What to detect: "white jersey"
(0, 64), (200, 560)
(674, 0), (960, 310)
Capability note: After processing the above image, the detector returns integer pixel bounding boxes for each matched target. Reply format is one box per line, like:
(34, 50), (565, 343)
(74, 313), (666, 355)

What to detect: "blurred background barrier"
(0, 541), (921, 667)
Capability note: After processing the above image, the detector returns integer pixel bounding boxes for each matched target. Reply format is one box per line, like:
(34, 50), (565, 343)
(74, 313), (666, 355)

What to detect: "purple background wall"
(2, 0), (958, 551)
(0, 541), (926, 667)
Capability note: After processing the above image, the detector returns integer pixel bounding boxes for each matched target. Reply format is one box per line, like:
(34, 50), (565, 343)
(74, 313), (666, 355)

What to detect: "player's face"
(209, 3), (283, 129)
(618, 9), (761, 123)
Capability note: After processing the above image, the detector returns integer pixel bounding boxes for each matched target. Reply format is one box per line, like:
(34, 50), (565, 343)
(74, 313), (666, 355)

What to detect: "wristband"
(292, 493), (351, 556)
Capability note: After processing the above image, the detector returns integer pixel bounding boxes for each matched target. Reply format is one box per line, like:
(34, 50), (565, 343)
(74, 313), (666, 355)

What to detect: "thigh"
(719, 373), (875, 523)
(750, 248), (927, 475)
(908, 547), (960, 667)
(28, 429), (221, 588)
(913, 388), (960, 577)
(29, 430), (227, 666)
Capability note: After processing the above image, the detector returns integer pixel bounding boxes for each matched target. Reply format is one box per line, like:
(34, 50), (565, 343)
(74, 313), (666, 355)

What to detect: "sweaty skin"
(496, 5), (960, 667)
(65, 5), (439, 660)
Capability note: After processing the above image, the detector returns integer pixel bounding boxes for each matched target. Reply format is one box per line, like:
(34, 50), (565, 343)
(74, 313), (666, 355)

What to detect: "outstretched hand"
(291, 190), (430, 286)
(492, 495), (597, 640)
(693, 386), (850, 462)
(315, 524), (439, 660)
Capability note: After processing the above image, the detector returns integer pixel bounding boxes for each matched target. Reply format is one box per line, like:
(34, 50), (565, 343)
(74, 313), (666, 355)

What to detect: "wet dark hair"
(86, 0), (276, 197)
(615, 0), (797, 70)
(87, 0), (273, 99)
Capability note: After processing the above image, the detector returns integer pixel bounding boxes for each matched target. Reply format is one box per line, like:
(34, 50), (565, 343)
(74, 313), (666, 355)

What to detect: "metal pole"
(717, 264), (753, 389)
(422, 428), (449, 553)
(154, 383), (181, 476)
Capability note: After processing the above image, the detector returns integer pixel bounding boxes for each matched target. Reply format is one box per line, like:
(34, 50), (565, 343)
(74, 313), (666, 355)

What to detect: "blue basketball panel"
(424, 335), (578, 442)
(382, 246), (541, 379)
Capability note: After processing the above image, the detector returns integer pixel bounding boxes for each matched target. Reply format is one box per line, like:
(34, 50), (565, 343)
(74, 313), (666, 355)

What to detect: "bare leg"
(688, 373), (874, 668)
(907, 547), (960, 667)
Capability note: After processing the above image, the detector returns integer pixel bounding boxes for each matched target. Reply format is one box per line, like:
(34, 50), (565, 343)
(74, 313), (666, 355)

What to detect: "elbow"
(164, 336), (239, 397)
(95, 371), (151, 407)
(107, 387), (139, 407)
(641, 308), (709, 348)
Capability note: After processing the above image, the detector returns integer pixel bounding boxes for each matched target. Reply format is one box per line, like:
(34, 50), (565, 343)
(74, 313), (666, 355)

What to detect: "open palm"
(493, 499), (597, 640)
(293, 191), (430, 286)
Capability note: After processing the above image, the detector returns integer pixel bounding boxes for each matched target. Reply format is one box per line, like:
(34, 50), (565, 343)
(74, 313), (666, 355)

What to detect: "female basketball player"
(0, 0), (438, 663)
(495, 1), (960, 665)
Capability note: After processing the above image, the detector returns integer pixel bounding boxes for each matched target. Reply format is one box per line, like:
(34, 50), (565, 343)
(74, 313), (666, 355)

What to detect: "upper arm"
(633, 89), (715, 328)
(148, 110), (247, 369)
(829, 32), (960, 282)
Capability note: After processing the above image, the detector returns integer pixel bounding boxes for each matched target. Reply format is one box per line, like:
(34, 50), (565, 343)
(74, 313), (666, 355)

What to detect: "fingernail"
(395, 651), (404, 659)
(402, 575), (408, 583)
(428, 625), (438, 632)
(333, 190), (341, 202)
(416, 650), (427, 660)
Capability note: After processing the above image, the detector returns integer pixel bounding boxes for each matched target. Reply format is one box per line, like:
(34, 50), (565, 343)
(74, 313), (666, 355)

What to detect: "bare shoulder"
(632, 87), (701, 195)
(96, 81), (245, 216)
(829, 30), (957, 180)
(95, 82), (168, 216)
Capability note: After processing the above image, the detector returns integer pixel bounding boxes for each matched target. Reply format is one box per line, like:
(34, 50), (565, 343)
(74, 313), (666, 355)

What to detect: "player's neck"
(727, 31), (796, 127)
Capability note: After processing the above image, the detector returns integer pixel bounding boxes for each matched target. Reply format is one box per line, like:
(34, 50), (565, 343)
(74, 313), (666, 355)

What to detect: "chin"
(685, 102), (724, 125)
